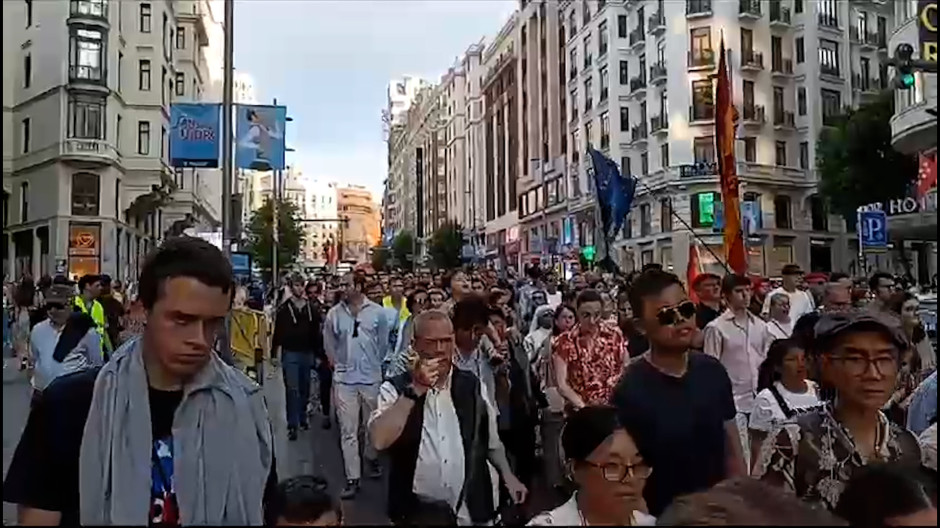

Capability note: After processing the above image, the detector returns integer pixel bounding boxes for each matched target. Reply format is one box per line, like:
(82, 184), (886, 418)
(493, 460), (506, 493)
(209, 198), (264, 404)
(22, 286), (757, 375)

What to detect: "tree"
(246, 197), (305, 281)
(816, 93), (917, 222)
(391, 230), (415, 269)
(428, 221), (464, 270)
(371, 246), (390, 272)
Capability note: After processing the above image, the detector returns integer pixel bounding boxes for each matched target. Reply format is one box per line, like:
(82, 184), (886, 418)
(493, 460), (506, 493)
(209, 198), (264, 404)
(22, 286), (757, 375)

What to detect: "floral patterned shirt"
(753, 405), (921, 511)
(554, 322), (625, 406)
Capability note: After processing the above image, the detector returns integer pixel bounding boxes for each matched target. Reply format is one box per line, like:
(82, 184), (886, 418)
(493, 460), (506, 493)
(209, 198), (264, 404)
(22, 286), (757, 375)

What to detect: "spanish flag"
(715, 36), (747, 275)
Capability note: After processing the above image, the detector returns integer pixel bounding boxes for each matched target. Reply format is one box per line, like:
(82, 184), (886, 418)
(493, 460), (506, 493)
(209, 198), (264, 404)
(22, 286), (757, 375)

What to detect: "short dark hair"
(138, 236), (233, 310)
(405, 288), (427, 313)
(721, 273), (752, 295)
(869, 271), (894, 291)
(628, 269), (683, 319)
(575, 288), (603, 308)
(829, 272), (850, 283)
(835, 463), (933, 527)
(452, 295), (489, 331)
(266, 475), (340, 526)
(78, 274), (101, 292)
(782, 264), (803, 276)
(641, 262), (663, 272)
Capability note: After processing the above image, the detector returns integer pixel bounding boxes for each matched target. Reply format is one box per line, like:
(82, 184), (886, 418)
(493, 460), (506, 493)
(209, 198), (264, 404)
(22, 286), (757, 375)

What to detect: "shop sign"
(920, 0), (937, 62)
(859, 193), (937, 216)
(69, 224), (100, 257)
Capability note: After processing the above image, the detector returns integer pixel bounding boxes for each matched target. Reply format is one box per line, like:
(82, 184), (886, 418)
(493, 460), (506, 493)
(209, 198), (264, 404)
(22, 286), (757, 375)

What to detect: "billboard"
(235, 104), (286, 171)
(169, 103), (221, 168)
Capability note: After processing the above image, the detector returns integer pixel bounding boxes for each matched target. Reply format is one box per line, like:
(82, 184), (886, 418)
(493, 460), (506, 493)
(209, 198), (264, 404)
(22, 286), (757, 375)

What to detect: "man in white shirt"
(766, 292), (793, 339)
(369, 310), (527, 526)
(762, 264), (815, 321)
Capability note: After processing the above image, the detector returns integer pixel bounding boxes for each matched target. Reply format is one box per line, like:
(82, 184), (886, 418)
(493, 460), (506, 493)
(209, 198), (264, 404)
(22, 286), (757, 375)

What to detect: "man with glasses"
(868, 272), (897, 313)
(611, 269), (745, 517)
(323, 272), (390, 499)
(754, 311), (922, 511)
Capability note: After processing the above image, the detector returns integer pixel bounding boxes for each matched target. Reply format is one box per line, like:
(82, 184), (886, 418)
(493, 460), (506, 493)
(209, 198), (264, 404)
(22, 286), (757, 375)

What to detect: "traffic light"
(890, 43), (916, 90)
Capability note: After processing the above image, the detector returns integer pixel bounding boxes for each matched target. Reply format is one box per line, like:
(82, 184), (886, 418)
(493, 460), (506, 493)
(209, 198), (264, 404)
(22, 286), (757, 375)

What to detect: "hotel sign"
(921, 0), (937, 61)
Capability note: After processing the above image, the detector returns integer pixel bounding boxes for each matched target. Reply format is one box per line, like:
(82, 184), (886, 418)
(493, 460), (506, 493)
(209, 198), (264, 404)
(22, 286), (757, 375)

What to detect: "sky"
(233, 0), (517, 200)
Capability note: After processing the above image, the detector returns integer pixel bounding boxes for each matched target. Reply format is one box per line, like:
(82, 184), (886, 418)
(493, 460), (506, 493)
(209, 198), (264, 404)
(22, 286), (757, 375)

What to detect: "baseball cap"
(813, 310), (908, 352)
(44, 284), (75, 305)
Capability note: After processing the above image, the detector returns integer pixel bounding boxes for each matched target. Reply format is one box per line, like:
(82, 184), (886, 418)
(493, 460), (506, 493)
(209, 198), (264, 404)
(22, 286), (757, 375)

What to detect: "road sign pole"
(856, 211), (867, 277)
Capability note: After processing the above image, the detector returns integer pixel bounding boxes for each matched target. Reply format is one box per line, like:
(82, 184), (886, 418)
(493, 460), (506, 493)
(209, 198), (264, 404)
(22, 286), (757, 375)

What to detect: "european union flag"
(588, 147), (637, 238)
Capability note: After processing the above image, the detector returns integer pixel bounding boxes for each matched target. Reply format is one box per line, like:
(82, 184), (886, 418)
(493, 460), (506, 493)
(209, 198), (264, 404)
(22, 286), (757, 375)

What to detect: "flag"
(687, 242), (703, 303)
(588, 147), (638, 238)
(917, 152), (937, 200)
(715, 36), (747, 275)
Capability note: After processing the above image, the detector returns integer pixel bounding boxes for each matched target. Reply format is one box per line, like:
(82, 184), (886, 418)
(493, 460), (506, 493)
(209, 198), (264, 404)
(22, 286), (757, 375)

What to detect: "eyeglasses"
(584, 460), (652, 482)
(656, 301), (697, 326)
(830, 354), (898, 376)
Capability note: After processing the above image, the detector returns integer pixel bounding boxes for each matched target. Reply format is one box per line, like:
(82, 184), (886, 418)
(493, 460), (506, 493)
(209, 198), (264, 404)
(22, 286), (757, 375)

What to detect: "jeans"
(313, 356), (333, 417)
(282, 350), (314, 429)
(335, 382), (380, 480)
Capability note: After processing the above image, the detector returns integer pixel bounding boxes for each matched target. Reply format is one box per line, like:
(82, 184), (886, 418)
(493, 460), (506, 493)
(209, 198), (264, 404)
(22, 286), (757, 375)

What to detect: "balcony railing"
(629, 76), (647, 94)
(769, 5), (791, 25)
(773, 109), (795, 128)
(650, 114), (667, 133)
(686, 0), (712, 17)
(690, 104), (715, 122)
(688, 49), (716, 69)
(649, 61), (667, 83)
(820, 64), (841, 78)
(738, 0), (761, 18)
(817, 13), (839, 29)
(649, 11), (666, 33)
(771, 58), (794, 75)
(741, 50), (764, 70)
(631, 124), (648, 142)
(629, 27), (645, 48)
(583, 53), (593, 69)
(62, 138), (120, 161)
(69, 64), (106, 84)
(742, 104), (765, 124)
(679, 161), (718, 178)
(569, 66), (578, 80)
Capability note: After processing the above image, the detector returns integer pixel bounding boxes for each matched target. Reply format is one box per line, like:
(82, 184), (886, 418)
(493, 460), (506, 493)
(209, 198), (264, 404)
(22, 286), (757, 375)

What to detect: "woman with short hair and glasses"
(528, 405), (655, 526)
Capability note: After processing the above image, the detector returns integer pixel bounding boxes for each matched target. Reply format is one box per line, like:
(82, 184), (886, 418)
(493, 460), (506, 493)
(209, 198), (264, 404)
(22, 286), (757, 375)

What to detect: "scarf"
(79, 337), (274, 526)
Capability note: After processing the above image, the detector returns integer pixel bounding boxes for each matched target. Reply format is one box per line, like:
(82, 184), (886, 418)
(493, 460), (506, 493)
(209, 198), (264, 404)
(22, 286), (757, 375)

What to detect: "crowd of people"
(2, 236), (938, 526)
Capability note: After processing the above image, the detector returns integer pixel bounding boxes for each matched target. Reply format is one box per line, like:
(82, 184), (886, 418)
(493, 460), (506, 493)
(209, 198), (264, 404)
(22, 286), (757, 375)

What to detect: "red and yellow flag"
(715, 37), (747, 275)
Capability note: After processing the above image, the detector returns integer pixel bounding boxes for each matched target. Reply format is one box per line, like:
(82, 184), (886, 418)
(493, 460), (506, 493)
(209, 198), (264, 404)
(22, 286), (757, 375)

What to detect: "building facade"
(302, 177), (338, 266)
(3, 0), (222, 282)
(337, 185), (380, 264)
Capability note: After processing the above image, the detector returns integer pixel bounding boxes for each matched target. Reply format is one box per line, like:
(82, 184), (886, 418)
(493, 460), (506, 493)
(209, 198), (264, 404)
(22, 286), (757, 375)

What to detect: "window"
(162, 12), (169, 59)
(619, 60), (629, 85)
(21, 118), (31, 153)
(26, 0), (33, 27)
(599, 66), (609, 100)
(775, 140), (787, 166)
(176, 25), (186, 49)
(161, 126), (166, 159)
(661, 198), (673, 232)
(640, 204), (652, 236)
(23, 53), (31, 88)
(621, 156), (632, 175)
(771, 35), (783, 70)
(116, 114), (122, 151)
(796, 37), (805, 63)
(599, 21), (608, 56)
(20, 183), (28, 223)
(690, 27), (712, 62)
(570, 48), (578, 78)
(691, 192), (719, 228)
(584, 120), (593, 147)
(773, 86), (785, 118)
(620, 107), (629, 131)
(743, 137), (757, 162)
(139, 59), (151, 90)
(799, 141), (809, 169)
(70, 28), (105, 81)
(583, 35), (593, 67)
(600, 112), (610, 149)
(161, 66), (167, 105)
(660, 142), (670, 168)
(137, 121), (151, 155)
(618, 15), (627, 38)
(640, 152), (649, 175)
(691, 79), (714, 120)
(175, 72), (184, 96)
(570, 88), (578, 121)
(693, 136), (715, 163)
(139, 3), (151, 33)
(774, 195), (792, 229)
(568, 9), (577, 37)
(798, 87), (807, 115)
(819, 39), (840, 76)
(68, 95), (105, 139)
(818, 0), (838, 27)
(71, 173), (100, 216)
(584, 77), (593, 111)
(117, 52), (123, 91)
(810, 195), (828, 231)
(821, 88), (841, 123)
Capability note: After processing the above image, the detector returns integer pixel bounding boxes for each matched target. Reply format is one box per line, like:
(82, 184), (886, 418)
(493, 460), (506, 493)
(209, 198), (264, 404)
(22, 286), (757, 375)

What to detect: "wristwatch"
(401, 384), (420, 401)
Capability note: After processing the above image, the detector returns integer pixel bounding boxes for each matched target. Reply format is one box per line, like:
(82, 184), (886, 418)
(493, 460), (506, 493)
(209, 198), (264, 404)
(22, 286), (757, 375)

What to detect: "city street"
(2, 359), (389, 526)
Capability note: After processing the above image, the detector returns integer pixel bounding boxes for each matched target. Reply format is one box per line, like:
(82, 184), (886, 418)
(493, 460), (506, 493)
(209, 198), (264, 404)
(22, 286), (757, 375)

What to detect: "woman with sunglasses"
(528, 405), (656, 526)
(29, 284), (102, 394)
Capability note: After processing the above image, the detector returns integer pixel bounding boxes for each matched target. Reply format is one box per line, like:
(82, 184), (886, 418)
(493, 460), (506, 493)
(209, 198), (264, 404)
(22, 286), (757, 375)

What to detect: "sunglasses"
(656, 301), (697, 326)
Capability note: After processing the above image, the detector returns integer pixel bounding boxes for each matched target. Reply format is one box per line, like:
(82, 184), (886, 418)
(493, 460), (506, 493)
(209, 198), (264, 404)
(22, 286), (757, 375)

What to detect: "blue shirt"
(907, 370), (937, 436)
(324, 299), (390, 385)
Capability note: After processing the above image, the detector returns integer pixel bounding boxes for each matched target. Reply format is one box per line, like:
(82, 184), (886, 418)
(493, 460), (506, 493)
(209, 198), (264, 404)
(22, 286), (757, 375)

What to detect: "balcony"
(679, 161), (718, 178)
(771, 58), (794, 77)
(688, 49), (716, 70)
(769, 5), (791, 27)
(649, 61), (667, 84)
(631, 124), (648, 144)
(741, 50), (764, 71)
(741, 104), (766, 125)
(820, 64), (842, 79)
(738, 0), (761, 19)
(583, 54), (593, 70)
(690, 104), (715, 123)
(629, 76), (647, 96)
(60, 138), (120, 165)
(68, 64), (108, 89)
(629, 27), (645, 49)
(817, 13), (839, 31)
(773, 109), (796, 129)
(648, 11), (666, 34)
(650, 114), (668, 134)
(569, 66), (578, 81)
(69, 0), (109, 26)
(686, 0), (712, 19)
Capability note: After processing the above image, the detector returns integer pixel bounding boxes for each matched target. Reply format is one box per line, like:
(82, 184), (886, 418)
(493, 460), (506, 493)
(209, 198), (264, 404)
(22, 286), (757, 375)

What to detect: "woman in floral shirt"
(753, 312), (922, 511)
(553, 289), (626, 409)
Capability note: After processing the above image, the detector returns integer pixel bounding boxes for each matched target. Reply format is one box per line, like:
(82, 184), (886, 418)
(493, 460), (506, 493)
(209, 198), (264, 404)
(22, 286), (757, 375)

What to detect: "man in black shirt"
(692, 273), (723, 330)
(610, 269), (746, 517)
(3, 237), (277, 526)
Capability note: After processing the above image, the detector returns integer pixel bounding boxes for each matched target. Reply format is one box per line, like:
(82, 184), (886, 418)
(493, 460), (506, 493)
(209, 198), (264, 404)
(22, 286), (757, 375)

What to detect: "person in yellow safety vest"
(74, 274), (112, 359)
(381, 276), (410, 324)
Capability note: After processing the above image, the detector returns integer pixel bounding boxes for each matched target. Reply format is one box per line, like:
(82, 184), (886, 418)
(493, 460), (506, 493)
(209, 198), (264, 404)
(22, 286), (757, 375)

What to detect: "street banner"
(169, 103), (220, 168)
(235, 104), (287, 171)
(858, 210), (888, 251)
(715, 36), (747, 275)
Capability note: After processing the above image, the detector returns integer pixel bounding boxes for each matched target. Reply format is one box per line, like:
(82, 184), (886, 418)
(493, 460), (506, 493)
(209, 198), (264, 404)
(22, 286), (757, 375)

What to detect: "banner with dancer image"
(235, 104), (287, 171)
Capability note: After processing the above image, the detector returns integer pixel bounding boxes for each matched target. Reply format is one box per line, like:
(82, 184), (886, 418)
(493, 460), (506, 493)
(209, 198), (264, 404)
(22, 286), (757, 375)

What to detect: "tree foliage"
(816, 93), (917, 221)
(371, 246), (390, 272)
(246, 197), (305, 280)
(391, 230), (415, 269)
(429, 221), (465, 270)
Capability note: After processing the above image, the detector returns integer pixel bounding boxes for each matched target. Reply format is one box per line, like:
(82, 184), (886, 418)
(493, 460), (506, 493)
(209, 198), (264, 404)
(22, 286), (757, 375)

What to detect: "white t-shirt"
(749, 380), (822, 432)
(762, 287), (816, 321)
(527, 494), (656, 526)
(766, 319), (793, 340)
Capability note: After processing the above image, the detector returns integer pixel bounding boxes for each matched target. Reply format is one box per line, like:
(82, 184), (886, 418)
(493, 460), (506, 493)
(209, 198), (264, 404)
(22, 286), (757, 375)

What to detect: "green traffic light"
(900, 73), (916, 88)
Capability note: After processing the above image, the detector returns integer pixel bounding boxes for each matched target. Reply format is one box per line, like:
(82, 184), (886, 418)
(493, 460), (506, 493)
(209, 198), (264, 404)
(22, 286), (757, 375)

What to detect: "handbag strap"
(769, 384), (796, 419)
